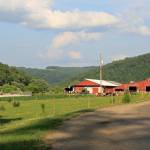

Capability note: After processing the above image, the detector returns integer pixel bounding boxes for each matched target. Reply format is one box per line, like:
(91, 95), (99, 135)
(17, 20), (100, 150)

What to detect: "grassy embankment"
(0, 94), (150, 150)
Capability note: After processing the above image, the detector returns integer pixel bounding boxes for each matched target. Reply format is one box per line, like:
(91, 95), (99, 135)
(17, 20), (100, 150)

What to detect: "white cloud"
(117, 17), (150, 36)
(52, 31), (103, 48)
(39, 31), (102, 59)
(0, 0), (118, 29)
(1, 0), (150, 37)
(52, 32), (77, 49)
(45, 11), (118, 29)
(137, 26), (150, 36)
(124, 25), (150, 36)
(68, 51), (81, 59)
(118, 17), (150, 36)
(115, 1), (150, 36)
(38, 48), (64, 60)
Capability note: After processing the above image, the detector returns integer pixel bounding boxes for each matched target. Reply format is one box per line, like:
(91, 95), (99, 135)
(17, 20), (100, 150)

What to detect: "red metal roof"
(74, 79), (120, 87)
(75, 80), (99, 87)
(115, 83), (129, 90)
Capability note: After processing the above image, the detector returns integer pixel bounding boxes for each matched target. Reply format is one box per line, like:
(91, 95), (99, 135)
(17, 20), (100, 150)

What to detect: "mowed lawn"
(0, 94), (150, 150)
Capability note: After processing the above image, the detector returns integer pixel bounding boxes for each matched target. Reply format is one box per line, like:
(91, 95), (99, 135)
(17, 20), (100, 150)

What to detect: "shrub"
(7, 97), (12, 103)
(27, 79), (49, 94)
(12, 101), (20, 107)
(0, 84), (19, 94)
(122, 93), (131, 103)
(41, 104), (45, 113)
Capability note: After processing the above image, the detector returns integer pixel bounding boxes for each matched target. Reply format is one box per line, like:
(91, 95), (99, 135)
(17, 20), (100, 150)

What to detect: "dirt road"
(45, 101), (150, 150)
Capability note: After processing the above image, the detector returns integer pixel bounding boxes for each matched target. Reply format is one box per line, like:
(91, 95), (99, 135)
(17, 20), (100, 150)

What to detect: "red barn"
(115, 83), (130, 92)
(115, 78), (150, 93)
(73, 79), (120, 95)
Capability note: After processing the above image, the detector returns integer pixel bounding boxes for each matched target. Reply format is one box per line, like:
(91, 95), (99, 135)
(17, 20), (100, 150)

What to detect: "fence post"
(112, 95), (115, 104)
(53, 99), (56, 117)
(88, 98), (90, 109)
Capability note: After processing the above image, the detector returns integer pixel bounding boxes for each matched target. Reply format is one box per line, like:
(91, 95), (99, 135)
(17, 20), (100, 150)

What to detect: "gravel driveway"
(45, 101), (150, 150)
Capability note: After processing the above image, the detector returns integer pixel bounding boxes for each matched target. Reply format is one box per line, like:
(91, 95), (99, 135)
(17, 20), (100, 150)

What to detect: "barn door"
(92, 88), (98, 94)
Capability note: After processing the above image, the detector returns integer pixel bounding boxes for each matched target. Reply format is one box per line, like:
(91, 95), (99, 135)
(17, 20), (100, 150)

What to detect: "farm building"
(115, 78), (150, 93)
(73, 79), (120, 95)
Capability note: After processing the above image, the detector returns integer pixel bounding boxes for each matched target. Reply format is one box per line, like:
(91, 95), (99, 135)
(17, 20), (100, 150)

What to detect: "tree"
(27, 79), (49, 94)
(0, 84), (19, 93)
(0, 63), (31, 86)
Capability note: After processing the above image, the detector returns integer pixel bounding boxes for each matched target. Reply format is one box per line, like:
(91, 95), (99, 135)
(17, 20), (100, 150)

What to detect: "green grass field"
(0, 94), (150, 150)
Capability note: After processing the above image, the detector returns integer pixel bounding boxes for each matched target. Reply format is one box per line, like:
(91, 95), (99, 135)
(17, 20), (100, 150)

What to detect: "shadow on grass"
(0, 109), (94, 150)
(0, 140), (51, 150)
(2, 109), (94, 135)
(0, 116), (22, 125)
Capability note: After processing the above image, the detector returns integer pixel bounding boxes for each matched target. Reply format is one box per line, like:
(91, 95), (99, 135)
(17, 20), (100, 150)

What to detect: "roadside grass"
(0, 94), (150, 150)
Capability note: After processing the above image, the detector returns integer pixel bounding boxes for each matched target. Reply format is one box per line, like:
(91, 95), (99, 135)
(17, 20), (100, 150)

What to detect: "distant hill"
(0, 63), (50, 94)
(19, 66), (97, 85)
(19, 53), (150, 85)
(70, 53), (150, 84)
(0, 63), (31, 86)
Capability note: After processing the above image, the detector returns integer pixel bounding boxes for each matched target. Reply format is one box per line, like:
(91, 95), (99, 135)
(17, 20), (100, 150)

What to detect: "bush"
(27, 79), (49, 94)
(122, 93), (131, 103)
(7, 97), (13, 103)
(12, 101), (20, 107)
(0, 84), (19, 94)
(41, 104), (45, 113)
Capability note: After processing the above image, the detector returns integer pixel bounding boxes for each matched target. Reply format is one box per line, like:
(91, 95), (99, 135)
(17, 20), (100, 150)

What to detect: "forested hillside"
(0, 53), (149, 94)
(19, 53), (150, 85)
(70, 53), (150, 84)
(0, 63), (31, 86)
(19, 66), (97, 85)
(0, 63), (49, 94)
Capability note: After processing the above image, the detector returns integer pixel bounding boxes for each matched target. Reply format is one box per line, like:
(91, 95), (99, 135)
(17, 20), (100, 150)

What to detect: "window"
(129, 86), (137, 92)
(146, 86), (150, 92)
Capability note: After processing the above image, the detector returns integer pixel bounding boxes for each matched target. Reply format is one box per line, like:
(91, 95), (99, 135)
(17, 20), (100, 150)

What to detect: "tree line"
(0, 63), (49, 94)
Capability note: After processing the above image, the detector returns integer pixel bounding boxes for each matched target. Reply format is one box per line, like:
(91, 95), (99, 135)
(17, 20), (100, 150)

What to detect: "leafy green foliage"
(18, 53), (150, 87)
(0, 63), (50, 94)
(18, 66), (97, 85)
(41, 104), (45, 113)
(122, 93), (131, 103)
(80, 53), (150, 83)
(63, 53), (150, 85)
(1, 53), (149, 94)
(0, 84), (20, 94)
(27, 79), (49, 94)
(12, 101), (20, 107)
(0, 63), (31, 86)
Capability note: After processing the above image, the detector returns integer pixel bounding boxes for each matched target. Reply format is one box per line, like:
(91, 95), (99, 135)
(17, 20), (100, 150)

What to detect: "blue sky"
(0, 0), (150, 68)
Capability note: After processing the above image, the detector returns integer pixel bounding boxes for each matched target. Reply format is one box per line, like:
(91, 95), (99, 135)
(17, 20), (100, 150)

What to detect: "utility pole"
(100, 53), (103, 81)
(99, 52), (103, 94)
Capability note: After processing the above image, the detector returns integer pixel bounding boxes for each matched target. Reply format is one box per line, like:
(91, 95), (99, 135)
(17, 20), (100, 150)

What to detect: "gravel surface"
(45, 101), (150, 150)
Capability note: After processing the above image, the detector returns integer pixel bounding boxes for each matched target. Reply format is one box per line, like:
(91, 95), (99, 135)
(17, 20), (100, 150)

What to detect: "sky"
(0, 0), (150, 68)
